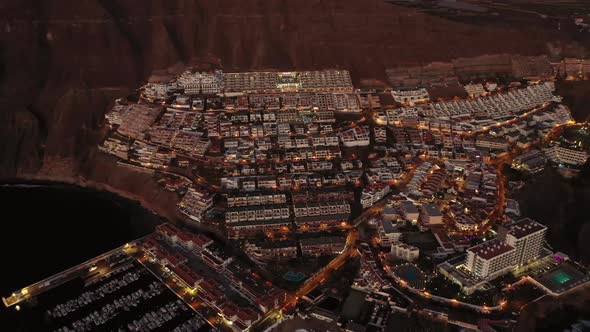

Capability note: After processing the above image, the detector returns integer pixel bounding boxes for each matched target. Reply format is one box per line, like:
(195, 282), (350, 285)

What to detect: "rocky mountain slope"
(0, 0), (584, 178)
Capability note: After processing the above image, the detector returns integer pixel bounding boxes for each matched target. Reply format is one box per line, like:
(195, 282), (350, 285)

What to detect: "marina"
(6, 261), (211, 332)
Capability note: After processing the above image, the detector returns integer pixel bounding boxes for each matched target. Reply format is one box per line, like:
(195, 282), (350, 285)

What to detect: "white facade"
(476, 136), (510, 150)
(464, 83), (485, 97)
(391, 243), (419, 262)
(378, 218), (402, 247)
(420, 203), (443, 225)
(177, 70), (224, 95)
(391, 88), (430, 104)
(501, 218), (547, 266)
(544, 145), (588, 166)
(339, 126), (371, 147)
(361, 185), (391, 208)
(223, 70), (353, 93)
(399, 201), (419, 222)
(465, 239), (516, 279)
(225, 204), (290, 223)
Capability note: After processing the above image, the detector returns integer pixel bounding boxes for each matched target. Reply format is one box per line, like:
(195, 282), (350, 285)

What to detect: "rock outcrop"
(0, 0), (584, 178)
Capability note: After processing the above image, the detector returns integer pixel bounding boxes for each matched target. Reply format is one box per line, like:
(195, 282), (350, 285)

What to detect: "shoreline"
(0, 175), (176, 224)
(0, 174), (228, 241)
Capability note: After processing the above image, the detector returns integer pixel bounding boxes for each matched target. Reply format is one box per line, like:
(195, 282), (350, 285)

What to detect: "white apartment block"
(420, 203), (444, 225)
(465, 239), (516, 279)
(244, 241), (298, 262)
(227, 193), (287, 208)
(476, 136), (510, 150)
(499, 218), (547, 266)
(374, 127), (387, 143)
(225, 204), (290, 224)
(141, 83), (173, 101)
(420, 82), (557, 121)
(339, 126), (371, 147)
(385, 107), (420, 125)
(299, 70), (354, 93)
(177, 70), (224, 95)
(223, 70), (353, 94)
(391, 88), (429, 104)
(399, 200), (420, 222)
(464, 83), (486, 97)
(300, 236), (347, 257)
(391, 243), (420, 262)
(178, 187), (213, 222)
(293, 201), (351, 218)
(361, 185), (391, 208)
(378, 218), (402, 248)
(544, 145), (588, 166)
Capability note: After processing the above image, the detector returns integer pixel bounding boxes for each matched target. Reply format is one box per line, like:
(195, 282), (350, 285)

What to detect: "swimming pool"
(552, 271), (572, 285)
(283, 271), (306, 282)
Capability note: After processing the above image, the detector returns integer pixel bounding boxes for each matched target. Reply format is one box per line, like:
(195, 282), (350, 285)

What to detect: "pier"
(2, 237), (146, 308)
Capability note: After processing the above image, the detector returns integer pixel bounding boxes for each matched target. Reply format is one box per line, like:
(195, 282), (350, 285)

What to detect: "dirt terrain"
(0, 0), (587, 207)
(0, 0), (589, 329)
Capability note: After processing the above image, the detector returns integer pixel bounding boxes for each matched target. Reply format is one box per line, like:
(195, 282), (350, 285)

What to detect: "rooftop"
(300, 236), (346, 247)
(422, 203), (442, 217)
(295, 213), (350, 223)
(381, 219), (401, 234)
(226, 219), (292, 227)
(382, 207), (397, 216)
(506, 218), (547, 239)
(256, 239), (298, 249)
(400, 200), (419, 214)
(468, 239), (514, 260)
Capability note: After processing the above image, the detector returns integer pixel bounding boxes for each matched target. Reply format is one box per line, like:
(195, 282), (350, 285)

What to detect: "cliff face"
(0, 0), (582, 178)
(516, 286), (590, 332)
(557, 81), (590, 122)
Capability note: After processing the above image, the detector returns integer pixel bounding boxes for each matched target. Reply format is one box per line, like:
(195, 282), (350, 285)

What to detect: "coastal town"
(4, 54), (590, 332)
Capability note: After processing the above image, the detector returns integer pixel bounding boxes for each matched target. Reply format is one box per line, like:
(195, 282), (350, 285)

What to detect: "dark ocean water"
(0, 184), (162, 328)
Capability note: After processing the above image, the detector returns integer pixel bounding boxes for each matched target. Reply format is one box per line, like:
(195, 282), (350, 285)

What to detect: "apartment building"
(177, 70), (224, 95)
(512, 149), (546, 173)
(169, 263), (203, 291)
(374, 127), (387, 143)
(399, 200), (419, 222)
(378, 218), (403, 248)
(420, 203), (444, 226)
(117, 104), (161, 139)
(300, 236), (346, 257)
(464, 239), (516, 279)
(223, 70), (353, 94)
(391, 243), (420, 262)
(498, 218), (547, 266)
(141, 82), (173, 102)
(227, 193), (287, 208)
(225, 204), (290, 224)
(226, 220), (292, 240)
(294, 201), (351, 230)
(299, 70), (354, 93)
(544, 145), (588, 166)
(464, 83), (486, 97)
(244, 240), (298, 263)
(178, 187), (214, 222)
(563, 58), (583, 77)
(361, 184), (391, 208)
(476, 136), (510, 151)
(339, 126), (371, 147)
(391, 88), (430, 104)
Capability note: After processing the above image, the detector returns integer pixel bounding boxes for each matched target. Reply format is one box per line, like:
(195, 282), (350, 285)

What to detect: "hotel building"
(498, 218), (547, 266)
(464, 239), (516, 279)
